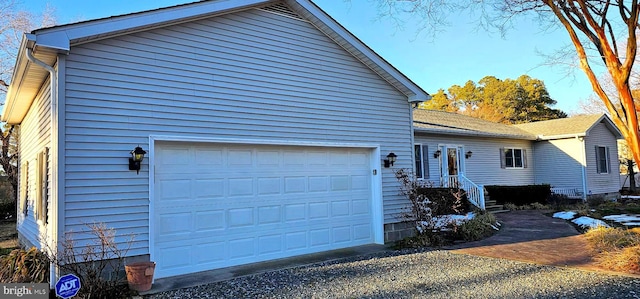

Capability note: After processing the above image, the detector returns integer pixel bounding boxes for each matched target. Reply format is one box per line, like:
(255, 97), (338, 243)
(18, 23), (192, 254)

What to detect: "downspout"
(25, 47), (58, 290)
(579, 136), (588, 202)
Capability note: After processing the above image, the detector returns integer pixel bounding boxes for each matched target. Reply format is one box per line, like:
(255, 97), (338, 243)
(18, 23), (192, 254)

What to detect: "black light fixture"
(465, 151), (473, 159)
(129, 146), (147, 174)
(384, 152), (397, 168)
(433, 150), (441, 158)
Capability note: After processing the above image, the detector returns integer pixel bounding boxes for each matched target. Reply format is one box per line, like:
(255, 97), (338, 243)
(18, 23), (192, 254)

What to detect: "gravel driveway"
(146, 249), (640, 299)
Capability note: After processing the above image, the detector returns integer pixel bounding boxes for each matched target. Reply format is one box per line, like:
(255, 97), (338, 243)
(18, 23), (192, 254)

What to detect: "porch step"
(484, 198), (509, 214)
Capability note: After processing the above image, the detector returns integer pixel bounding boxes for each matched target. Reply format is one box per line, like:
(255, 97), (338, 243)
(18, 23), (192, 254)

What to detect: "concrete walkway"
(446, 210), (614, 273)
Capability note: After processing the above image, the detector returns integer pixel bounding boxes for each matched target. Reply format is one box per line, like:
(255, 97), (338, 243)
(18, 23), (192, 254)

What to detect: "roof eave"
(1, 34), (63, 124)
(535, 133), (587, 140)
(413, 127), (536, 140)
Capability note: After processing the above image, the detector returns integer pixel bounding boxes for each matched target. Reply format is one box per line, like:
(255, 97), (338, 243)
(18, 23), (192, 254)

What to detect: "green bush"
(485, 184), (551, 205)
(0, 247), (50, 283)
(455, 213), (498, 241)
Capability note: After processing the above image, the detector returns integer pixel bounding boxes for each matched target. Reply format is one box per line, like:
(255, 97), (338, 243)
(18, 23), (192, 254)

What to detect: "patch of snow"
(571, 216), (610, 229)
(621, 195), (640, 200)
(602, 214), (640, 222)
(601, 214), (640, 227)
(553, 211), (577, 220)
(432, 212), (476, 228)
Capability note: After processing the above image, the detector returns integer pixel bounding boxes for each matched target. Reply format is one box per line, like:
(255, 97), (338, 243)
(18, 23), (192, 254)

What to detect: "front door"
(439, 145), (464, 187)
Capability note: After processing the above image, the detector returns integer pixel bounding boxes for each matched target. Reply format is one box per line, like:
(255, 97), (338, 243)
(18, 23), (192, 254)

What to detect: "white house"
(3, 0), (429, 280)
(413, 110), (622, 205)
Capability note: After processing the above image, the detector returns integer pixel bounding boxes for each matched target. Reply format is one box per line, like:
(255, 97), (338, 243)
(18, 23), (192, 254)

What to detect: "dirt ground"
(0, 220), (18, 249)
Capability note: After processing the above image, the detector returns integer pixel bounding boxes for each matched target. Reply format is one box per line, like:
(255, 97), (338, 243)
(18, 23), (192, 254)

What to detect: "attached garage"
(151, 141), (381, 278)
(7, 0), (430, 287)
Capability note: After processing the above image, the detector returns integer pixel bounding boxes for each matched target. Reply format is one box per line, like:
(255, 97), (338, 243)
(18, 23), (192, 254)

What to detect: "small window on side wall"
(595, 146), (610, 174)
(414, 144), (429, 179)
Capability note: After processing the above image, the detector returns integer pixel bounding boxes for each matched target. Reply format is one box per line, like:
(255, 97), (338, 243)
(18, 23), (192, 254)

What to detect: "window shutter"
(36, 153), (42, 221)
(499, 148), (506, 169)
(20, 161), (28, 215)
(422, 144), (429, 179)
(605, 146), (610, 173)
(36, 148), (49, 223)
(523, 149), (528, 168)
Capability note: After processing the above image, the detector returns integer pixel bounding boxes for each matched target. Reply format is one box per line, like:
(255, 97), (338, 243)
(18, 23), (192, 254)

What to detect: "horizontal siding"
(532, 139), (583, 189)
(18, 78), (52, 249)
(585, 123), (621, 195)
(414, 134), (535, 186)
(63, 7), (413, 255)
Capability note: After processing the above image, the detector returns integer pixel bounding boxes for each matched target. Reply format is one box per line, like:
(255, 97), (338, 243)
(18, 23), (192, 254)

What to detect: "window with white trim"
(500, 148), (526, 169)
(414, 144), (429, 179)
(595, 146), (610, 174)
(36, 148), (49, 224)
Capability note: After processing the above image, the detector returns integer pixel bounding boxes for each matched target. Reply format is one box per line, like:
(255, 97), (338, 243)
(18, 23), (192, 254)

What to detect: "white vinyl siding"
(531, 138), (583, 189)
(17, 78), (52, 248)
(63, 7), (412, 255)
(413, 134), (534, 186)
(585, 123), (620, 194)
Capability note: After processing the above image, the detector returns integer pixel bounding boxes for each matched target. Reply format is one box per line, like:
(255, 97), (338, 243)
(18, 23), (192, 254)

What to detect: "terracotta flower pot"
(125, 261), (156, 292)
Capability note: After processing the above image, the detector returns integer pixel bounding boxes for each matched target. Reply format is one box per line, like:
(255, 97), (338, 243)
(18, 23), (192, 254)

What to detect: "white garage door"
(152, 142), (375, 278)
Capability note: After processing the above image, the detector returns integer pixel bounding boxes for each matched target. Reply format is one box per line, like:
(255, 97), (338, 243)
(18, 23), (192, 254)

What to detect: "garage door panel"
(194, 179), (224, 198)
(153, 143), (375, 278)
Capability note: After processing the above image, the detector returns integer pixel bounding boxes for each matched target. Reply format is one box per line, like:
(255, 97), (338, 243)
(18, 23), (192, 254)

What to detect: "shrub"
(584, 227), (640, 274)
(595, 245), (640, 274)
(0, 247), (49, 283)
(503, 203), (518, 211)
(587, 195), (607, 207)
(584, 227), (640, 253)
(416, 187), (468, 215)
(46, 223), (136, 299)
(394, 169), (468, 247)
(455, 213), (498, 242)
(485, 185), (551, 205)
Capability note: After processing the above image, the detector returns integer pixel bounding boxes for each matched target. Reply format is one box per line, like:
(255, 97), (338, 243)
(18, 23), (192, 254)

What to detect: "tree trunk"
(628, 159), (636, 193)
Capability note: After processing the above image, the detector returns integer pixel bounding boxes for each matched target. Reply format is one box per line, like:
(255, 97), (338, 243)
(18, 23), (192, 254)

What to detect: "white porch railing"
(551, 187), (584, 199)
(445, 175), (485, 210)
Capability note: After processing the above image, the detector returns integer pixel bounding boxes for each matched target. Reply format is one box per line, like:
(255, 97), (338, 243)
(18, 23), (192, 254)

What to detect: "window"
(414, 144), (429, 179)
(595, 146), (610, 174)
(36, 148), (49, 223)
(500, 148), (526, 169)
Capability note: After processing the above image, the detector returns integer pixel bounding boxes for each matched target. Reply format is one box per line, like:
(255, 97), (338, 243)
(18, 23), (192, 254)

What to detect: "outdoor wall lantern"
(129, 146), (147, 174)
(433, 150), (441, 159)
(383, 152), (397, 168)
(465, 151), (473, 159)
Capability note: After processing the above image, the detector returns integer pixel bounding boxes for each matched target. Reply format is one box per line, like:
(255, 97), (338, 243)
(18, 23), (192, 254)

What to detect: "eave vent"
(258, 3), (306, 22)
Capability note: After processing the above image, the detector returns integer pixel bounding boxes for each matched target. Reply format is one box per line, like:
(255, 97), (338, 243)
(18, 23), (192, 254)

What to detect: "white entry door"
(152, 142), (375, 278)
(439, 145), (464, 187)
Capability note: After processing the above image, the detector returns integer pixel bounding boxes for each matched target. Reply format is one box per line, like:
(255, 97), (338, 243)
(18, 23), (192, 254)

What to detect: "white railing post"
(478, 184), (485, 210)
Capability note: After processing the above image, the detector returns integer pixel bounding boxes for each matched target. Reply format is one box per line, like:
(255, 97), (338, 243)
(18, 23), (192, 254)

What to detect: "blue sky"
(20, 0), (594, 114)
